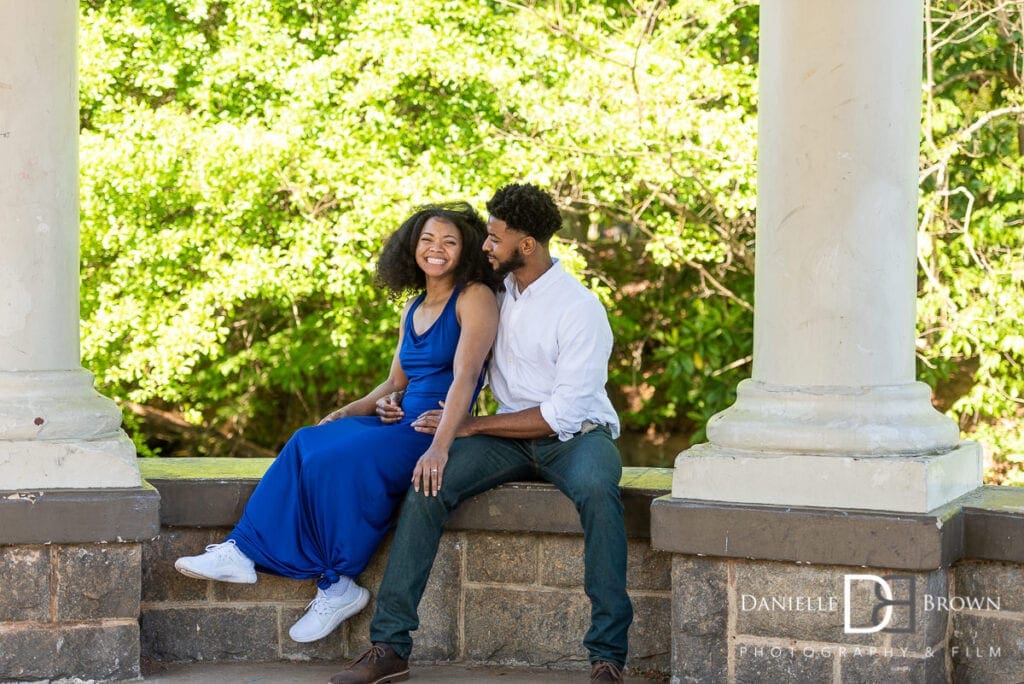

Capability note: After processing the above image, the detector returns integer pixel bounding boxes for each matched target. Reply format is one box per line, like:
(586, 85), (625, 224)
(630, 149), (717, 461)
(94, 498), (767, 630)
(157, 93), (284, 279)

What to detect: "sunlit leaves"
(918, 0), (1024, 482)
(78, 1), (1022, 476)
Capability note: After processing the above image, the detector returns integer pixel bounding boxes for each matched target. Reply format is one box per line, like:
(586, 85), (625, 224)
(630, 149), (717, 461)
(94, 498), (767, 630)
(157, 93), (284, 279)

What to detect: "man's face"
(484, 216), (527, 278)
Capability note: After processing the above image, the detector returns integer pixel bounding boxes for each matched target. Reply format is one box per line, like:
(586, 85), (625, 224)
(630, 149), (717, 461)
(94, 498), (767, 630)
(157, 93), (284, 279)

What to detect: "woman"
(174, 203), (499, 644)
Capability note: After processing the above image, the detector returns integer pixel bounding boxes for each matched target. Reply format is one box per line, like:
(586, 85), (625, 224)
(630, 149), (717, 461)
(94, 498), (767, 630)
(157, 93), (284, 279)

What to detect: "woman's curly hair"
(485, 183), (562, 244)
(375, 202), (499, 294)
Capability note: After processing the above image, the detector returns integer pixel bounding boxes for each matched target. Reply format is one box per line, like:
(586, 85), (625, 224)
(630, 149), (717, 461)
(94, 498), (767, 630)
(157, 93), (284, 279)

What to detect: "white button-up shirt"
(489, 260), (621, 441)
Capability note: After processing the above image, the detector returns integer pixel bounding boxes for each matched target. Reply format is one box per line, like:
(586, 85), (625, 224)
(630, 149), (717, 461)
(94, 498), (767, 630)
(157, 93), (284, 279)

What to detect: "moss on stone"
(139, 458), (672, 493)
(621, 467), (673, 492)
(139, 457), (273, 481)
(965, 485), (1024, 514)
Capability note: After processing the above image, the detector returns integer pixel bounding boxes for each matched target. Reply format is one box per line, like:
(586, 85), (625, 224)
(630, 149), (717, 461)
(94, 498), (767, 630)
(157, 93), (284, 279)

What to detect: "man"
(331, 183), (633, 684)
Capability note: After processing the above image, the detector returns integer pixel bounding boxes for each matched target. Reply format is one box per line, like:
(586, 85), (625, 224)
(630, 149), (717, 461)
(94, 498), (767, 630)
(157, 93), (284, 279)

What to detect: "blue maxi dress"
(228, 287), (471, 589)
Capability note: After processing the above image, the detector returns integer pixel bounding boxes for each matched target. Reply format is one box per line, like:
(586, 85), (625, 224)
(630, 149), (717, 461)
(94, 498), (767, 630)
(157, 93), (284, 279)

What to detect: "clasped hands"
(374, 394), (473, 497)
(317, 393), (471, 496)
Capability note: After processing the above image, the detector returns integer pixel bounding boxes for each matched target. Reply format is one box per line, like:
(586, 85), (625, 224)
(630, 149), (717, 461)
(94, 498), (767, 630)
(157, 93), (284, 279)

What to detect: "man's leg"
(538, 427), (633, 668)
(368, 435), (532, 658)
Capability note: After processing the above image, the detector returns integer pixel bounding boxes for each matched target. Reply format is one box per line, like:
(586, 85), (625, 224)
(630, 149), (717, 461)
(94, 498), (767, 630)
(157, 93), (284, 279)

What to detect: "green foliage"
(79, 0), (761, 456)
(917, 1), (1024, 481)
(79, 0), (1022, 482)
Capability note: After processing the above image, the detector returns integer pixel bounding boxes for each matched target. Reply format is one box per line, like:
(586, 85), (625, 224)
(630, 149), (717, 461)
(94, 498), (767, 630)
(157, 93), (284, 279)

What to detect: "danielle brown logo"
(843, 574), (915, 634)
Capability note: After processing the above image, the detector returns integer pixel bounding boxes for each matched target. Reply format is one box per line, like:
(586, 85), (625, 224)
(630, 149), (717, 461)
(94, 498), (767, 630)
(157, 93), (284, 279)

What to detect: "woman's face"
(415, 217), (463, 281)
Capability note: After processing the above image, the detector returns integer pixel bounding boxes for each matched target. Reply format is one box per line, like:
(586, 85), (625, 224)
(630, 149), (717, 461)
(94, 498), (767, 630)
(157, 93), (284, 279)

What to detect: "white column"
(0, 0), (139, 488)
(672, 0), (981, 513)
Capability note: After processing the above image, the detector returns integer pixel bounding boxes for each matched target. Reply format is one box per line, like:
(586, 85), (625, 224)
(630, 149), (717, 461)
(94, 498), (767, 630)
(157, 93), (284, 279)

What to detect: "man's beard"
(492, 248), (526, 279)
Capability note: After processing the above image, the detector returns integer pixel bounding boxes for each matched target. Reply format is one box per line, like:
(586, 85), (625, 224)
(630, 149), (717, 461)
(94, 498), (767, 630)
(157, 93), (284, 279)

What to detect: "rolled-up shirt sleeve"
(538, 298), (614, 441)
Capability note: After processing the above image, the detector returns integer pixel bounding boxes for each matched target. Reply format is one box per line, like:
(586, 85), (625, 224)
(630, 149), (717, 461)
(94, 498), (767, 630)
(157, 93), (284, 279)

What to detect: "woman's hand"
(375, 391), (405, 424)
(412, 444), (448, 497)
(317, 408), (348, 426)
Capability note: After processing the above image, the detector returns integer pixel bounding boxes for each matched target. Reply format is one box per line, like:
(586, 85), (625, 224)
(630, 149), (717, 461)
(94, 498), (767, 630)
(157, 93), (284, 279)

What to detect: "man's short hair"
(486, 183), (562, 244)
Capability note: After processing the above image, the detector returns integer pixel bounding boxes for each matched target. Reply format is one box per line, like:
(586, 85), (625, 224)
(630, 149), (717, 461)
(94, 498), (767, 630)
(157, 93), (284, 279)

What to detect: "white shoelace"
(305, 594), (336, 617)
(204, 540), (240, 556)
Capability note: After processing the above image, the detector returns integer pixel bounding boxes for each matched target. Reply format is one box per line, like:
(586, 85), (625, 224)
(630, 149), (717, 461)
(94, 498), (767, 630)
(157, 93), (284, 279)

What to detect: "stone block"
(951, 611), (1024, 683)
(61, 622), (142, 680)
(627, 594), (670, 672)
(343, 532), (392, 657)
(464, 586), (589, 666)
(143, 527), (222, 602)
(734, 559), (887, 646)
(652, 494), (964, 572)
(0, 486), (160, 545)
(888, 568), (949, 652)
(626, 540), (671, 592)
(141, 606), (278, 661)
(544, 536), (671, 593)
(346, 533), (462, 662)
(671, 557), (728, 683)
(0, 627), (54, 680)
(734, 642), (833, 684)
(280, 605), (348, 661)
(840, 648), (946, 684)
(56, 543), (142, 621)
(214, 571), (318, 602)
(0, 545), (50, 622)
(673, 633), (727, 684)
(414, 535), (463, 661)
(539, 534), (583, 588)
(0, 623), (140, 681)
(466, 532), (538, 585)
(672, 556), (727, 637)
(954, 560), (1024, 613)
(963, 486), (1024, 564)
(448, 484), (583, 535)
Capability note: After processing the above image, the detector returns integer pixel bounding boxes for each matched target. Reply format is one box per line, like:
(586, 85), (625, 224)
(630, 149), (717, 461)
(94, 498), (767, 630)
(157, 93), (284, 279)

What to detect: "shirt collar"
(504, 258), (564, 300)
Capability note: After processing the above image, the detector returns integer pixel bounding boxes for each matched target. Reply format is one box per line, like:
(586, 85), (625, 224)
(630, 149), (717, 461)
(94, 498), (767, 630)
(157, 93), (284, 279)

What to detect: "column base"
(672, 441), (982, 513)
(0, 369), (123, 440)
(0, 368), (141, 488)
(707, 380), (961, 455)
(0, 431), (140, 488)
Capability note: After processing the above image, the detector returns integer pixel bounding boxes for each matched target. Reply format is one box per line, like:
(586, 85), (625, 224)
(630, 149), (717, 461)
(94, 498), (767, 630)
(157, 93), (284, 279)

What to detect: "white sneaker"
(174, 540), (257, 583)
(288, 585), (370, 643)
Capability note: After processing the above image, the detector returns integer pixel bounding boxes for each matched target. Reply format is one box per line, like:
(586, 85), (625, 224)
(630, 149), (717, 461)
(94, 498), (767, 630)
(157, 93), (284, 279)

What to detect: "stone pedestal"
(652, 487), (1024, 683)
(671, 0), (981, 514)
(0, 543), (144, 681)
(0, 2), (155, 680)
(0, 486), (159, 681)
(0, 0), (140, 491)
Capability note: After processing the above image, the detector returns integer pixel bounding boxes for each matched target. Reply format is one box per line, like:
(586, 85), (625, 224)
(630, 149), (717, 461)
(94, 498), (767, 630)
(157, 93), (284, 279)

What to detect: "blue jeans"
(369, 426), (633, 668)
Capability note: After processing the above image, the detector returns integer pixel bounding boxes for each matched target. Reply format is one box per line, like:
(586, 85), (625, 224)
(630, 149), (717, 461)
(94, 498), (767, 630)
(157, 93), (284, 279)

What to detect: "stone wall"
(0, 487), (160, 681)
(138, 459), (674, 677)
(654, 487), (1024, 684)
(7, 460), (1017, 682)
(140, 527), (672, 673)
(951, 560), (1024, 683)
(666, 556), (1024, 684)
(672, 558), (951, 683)
(0, 543), (142, 681)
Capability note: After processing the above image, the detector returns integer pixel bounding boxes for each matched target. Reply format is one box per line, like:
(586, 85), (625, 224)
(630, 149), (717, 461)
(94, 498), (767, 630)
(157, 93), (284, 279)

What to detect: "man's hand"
(411, 402), (474, 437)
(375, 391), (405, 424)
(317, 408), (348, 426)
(412, 444), (448, 497)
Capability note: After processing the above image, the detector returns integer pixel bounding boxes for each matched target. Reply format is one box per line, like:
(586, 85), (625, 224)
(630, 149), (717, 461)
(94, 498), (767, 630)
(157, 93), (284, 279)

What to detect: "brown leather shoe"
(329, 643), (409, 684)
(590, 661), (624, 683)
